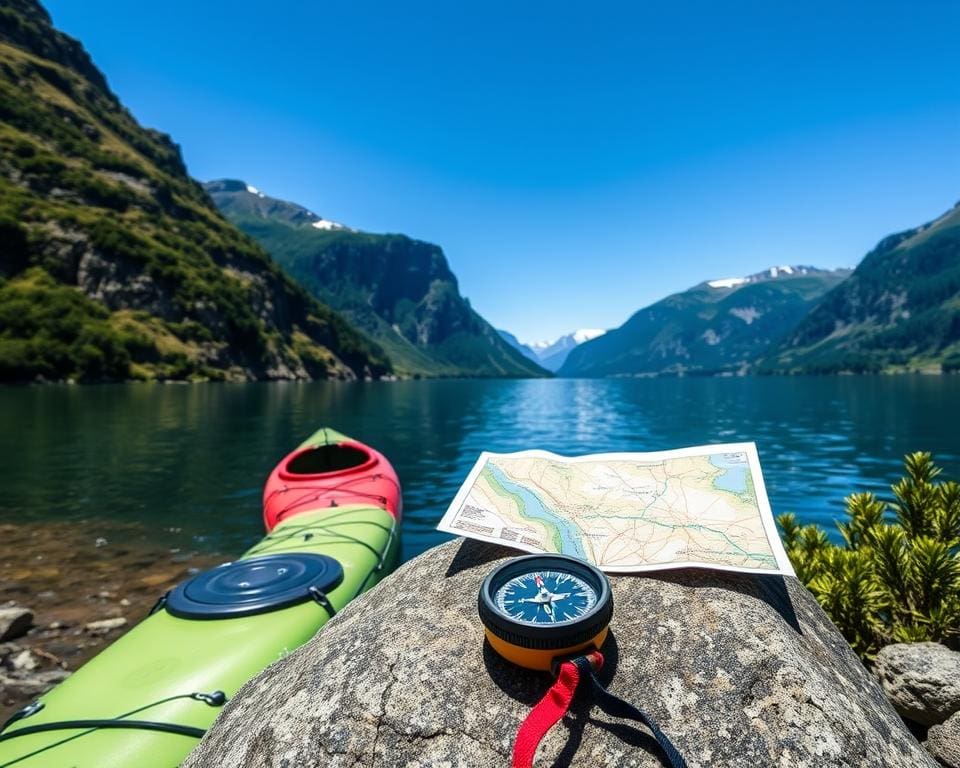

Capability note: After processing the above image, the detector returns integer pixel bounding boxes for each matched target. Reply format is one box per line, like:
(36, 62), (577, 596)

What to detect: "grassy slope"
(0, 4), (389, 382)
(760, 205), (960, 374)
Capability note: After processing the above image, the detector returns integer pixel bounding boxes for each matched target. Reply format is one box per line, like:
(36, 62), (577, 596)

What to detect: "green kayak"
(0, 428), (402, 768)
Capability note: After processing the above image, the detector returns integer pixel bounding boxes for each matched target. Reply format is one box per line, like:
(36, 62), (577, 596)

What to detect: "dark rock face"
(927, 711), (960, 768)
(184, 540), (933, 768)
(207, 182), (549, 378)
(874, 642), (960, 727)
(0, 607), (32, 642)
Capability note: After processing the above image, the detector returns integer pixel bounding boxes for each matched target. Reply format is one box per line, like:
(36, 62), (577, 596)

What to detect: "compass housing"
(478, 554), (613, 670)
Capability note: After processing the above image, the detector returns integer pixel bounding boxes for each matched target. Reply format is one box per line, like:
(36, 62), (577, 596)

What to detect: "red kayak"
(263, 427), (402, 530)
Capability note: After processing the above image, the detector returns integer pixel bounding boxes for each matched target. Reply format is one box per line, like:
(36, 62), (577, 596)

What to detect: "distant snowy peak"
(213, 180), (356, 231)
(525, 329), (607, 372)
(707, 265), (843, 290)
(531, 328), (606, 351)
(572, 328), (606, 344)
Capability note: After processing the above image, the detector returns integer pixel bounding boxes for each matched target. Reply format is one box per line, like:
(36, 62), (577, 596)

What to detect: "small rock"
(928, 711), (960, 768)
(48, 621), (65, 630)
(120, 598), (131, 607)
(0, 606), (33, 641)
(875, 642), (960, 726)
(95, 537), (108, 547)
(0, 668), (71, 698)
(98, 591), (115, 599)
(84, 617), (127, 634)
(9, 649), (37, 672)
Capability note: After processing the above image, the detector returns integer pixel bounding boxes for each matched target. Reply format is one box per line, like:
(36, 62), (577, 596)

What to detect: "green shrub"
(0, 268), (138, 381)
(779, 453), (960, 659)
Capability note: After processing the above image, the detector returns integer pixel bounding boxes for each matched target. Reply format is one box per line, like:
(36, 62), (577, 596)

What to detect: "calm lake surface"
(2, 377), (959, 563)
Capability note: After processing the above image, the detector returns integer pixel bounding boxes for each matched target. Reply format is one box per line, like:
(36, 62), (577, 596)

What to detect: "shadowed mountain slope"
(208, 180), (548, 378)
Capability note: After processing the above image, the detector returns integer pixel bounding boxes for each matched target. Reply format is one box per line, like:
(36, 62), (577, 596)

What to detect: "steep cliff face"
(760, 203), (960, 374)
(0, 1), (389, 382)
(208, 181), (548, 378)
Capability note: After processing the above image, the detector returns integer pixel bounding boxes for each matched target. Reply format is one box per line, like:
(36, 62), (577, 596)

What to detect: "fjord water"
(2, 377), (959, 562)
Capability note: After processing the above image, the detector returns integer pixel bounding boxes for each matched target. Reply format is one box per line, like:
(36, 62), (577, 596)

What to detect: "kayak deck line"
(0, 719), (207, 743)
(247, 511), (396, 559)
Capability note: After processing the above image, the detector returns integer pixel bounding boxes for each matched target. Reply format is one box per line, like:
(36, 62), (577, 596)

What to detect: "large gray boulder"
(874, 642), (960, 727)
(184, 540), (934, 768)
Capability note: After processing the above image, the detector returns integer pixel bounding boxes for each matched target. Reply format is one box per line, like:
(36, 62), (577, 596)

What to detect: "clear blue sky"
(45, 1), (960, 344)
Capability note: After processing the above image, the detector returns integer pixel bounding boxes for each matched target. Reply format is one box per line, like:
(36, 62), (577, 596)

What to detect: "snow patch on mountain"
(311, 219), (348, 231)
(730, 307), (760, 324)
(708, 277), (749, 289)
(572, 328), (606, 344)
(708, 265), (838, 290)
(521, 329), (608, 371)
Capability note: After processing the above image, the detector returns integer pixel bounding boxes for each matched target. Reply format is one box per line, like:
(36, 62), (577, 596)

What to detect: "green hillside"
(561, 267), (850, 377)
(207, 181), (548, 378)
(0, 0), (389, 382)
(760, 204), (960, 374)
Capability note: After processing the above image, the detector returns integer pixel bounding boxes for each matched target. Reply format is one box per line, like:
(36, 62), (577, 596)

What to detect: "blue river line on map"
(484, 462), (588, 559)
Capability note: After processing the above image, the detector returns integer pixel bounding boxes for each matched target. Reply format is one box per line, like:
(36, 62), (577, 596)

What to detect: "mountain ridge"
(207, 181), (548, 379)
(759, 203), (960, 373)
(560, 266), (851, 377)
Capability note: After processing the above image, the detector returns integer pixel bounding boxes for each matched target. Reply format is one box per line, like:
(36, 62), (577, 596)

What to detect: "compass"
(478, 554), (613, 670)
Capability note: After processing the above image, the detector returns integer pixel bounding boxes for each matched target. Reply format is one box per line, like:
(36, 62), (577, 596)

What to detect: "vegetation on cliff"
(0, 0), (389, 382)
(560, 267), (850, 377)
(761, 204), (960, 374)
(207, 180), (548, 378)
(780, 453), (960, 659)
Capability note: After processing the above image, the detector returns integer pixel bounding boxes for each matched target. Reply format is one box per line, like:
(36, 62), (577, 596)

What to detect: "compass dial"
(494, 569), (597, 625)
(478, 554), (613, 670)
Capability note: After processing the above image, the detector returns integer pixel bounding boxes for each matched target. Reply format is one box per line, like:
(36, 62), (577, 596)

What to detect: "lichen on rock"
(184, 539), (934, 767)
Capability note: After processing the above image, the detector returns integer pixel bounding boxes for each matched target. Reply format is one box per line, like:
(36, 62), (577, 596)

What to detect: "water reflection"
(2, 376), (958, 561)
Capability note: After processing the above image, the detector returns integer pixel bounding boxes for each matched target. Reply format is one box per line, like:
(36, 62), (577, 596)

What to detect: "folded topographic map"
(437, 442), (794, 575)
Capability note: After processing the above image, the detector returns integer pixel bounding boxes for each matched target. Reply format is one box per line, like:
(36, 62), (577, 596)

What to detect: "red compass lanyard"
(512, 651), (687, 768)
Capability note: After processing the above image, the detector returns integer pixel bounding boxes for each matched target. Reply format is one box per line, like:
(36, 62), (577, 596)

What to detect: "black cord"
(573, 657), (687, 768)
(0, 719), (205, 744)
(0, 688), (226, 765)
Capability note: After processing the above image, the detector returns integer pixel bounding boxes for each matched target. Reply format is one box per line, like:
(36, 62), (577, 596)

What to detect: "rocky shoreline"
(0, 522), (222, 720)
